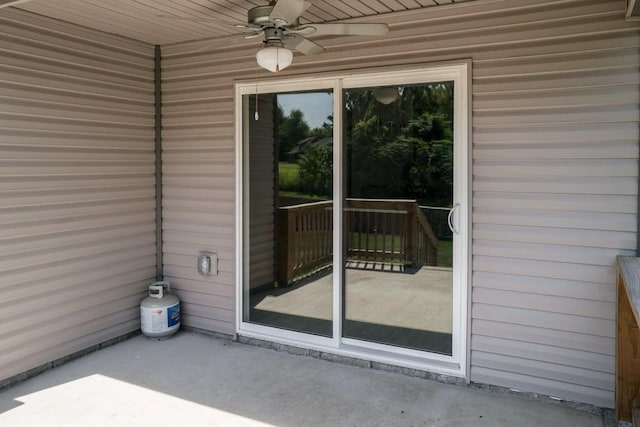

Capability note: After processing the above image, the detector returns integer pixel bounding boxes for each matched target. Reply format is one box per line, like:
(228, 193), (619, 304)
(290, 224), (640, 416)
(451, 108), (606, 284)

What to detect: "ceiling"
(1, 0), (476, 46)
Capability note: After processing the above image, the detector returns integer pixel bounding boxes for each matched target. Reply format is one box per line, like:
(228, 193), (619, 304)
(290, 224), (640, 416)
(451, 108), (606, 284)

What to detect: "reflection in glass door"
(342, 83), (455, 355)
(238, 65), (468, 370)
(242, 90), (334, 337)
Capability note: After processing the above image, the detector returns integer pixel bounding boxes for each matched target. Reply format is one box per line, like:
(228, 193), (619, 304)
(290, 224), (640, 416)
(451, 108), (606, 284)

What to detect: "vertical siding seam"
(155, 45), (163, 281)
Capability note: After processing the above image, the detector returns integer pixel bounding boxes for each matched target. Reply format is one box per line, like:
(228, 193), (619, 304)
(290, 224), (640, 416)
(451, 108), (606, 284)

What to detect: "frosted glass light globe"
(256, 45), (293, 72)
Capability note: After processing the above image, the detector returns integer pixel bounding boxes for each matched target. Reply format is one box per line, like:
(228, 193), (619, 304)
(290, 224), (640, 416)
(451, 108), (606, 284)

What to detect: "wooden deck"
(250, 266), (453, 354)
(277, 199), (439, 286)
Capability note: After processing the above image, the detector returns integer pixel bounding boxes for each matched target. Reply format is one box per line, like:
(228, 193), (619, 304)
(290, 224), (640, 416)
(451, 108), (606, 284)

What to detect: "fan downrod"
(247, 4), (299, 28)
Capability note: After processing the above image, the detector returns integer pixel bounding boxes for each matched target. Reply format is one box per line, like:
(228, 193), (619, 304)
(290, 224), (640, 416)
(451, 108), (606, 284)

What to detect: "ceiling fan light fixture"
(373, 87), (399, 105)
(256, 45), (293, 72)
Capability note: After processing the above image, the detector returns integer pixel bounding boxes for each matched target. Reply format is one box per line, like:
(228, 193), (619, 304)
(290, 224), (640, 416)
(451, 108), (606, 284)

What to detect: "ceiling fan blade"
(269, 0), (311, 26)
(283, 34), (324, 56)
(304, 23), (389, 36)
(244, 31), (265, 40)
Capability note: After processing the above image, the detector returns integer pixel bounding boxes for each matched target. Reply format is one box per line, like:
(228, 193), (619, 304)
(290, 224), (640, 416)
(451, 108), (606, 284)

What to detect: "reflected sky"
(277, 92), (332, 129)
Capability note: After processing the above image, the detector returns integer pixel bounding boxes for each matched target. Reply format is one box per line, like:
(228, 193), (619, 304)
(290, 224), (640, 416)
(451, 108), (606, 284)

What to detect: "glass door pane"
(243, 90), (334, 337)
(342, 83), (454, 355)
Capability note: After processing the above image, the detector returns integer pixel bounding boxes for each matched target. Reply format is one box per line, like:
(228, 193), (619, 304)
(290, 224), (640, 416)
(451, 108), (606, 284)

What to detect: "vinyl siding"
(161, 83), (236, 331)
(248, 95), (276, 290)
(0, 9), (156, 382)
(160, 0), (639, 407)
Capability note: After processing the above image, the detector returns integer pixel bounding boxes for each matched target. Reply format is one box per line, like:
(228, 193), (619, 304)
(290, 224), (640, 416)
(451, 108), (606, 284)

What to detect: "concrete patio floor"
(0, 331), (610, 426)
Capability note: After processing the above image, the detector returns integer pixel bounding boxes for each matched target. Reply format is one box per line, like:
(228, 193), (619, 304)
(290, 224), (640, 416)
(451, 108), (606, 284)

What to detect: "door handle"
(448, 203), (460, 235)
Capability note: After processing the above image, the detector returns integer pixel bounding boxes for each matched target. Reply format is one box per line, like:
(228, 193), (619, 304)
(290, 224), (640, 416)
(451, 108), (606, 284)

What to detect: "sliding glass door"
(342, 83), (454, 355)
(237, 64), (468, 374)
(241, 89), (334, 337)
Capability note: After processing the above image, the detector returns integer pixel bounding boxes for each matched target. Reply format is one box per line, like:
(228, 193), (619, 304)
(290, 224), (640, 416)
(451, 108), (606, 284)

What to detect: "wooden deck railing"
(277, 199), (439, 286)
(277, 201), (333, 286)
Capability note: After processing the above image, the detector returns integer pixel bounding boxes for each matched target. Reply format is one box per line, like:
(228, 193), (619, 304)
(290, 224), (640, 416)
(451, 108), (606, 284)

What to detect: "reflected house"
(285, 136), (333, 163)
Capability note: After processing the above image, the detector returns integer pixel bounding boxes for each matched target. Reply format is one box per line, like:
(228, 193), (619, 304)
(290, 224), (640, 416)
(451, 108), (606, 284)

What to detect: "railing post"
(277, 208), (297, 286)
(277, 208), (287, 286)
(414, 203), (439, 267)
(406, 202), (415, 267)
(288, 210), (297, 284)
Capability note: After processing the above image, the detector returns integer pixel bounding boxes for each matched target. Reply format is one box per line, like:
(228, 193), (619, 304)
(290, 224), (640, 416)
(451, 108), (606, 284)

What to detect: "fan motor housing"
(248, 5), (299, 27)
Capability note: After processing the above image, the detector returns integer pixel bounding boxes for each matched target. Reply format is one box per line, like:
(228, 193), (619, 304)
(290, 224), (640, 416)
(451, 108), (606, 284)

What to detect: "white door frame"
(235, 61), (470, 378)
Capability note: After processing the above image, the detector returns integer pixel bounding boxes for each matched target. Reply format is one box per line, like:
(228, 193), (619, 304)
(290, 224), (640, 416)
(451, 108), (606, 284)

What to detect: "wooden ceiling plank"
(100, 0), (224, 42)
(128, 0), (233, 36)
(356, 0), (393, 14)
(14, 1), (169, 43)
(348, 1), (379, 15)
(10, 0), (483, 46)
(397, 0), (422, 9)
(306, 4), (340, 21)
(321, 0), (363, 18)
(415, 0), (439, 6)
(181, 0), (248, 24)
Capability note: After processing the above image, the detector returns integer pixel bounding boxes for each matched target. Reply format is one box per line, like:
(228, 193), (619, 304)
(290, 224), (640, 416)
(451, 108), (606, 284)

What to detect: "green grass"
(279, 191), (327, 201)
(438, 239), (453, 268)
(278, 162), (300, 191)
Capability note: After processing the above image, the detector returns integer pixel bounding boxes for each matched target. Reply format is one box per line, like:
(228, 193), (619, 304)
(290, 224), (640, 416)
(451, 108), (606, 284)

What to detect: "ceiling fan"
(165, 0), (389, 72)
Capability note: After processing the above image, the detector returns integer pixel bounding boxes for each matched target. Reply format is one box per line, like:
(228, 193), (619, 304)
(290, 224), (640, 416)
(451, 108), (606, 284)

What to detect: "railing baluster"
(381, 212), (387, 263)
(278, 199), (438, 285)
(311, 208), (316, 266)
(391, 213), (396, 262)
(357, 208), (362, 261)
(303, 209), (309, 267)
(295, 211), (301, 273)
(373, 211), (378, 263)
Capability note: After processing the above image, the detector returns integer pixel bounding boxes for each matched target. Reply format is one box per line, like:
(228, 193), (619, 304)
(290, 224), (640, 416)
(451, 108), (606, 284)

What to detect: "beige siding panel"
(0, 9), (155, 383)
(472, 319), (615, 355)
(472, 335), (614, 373)
(473, 192), (636, 213)
(248, 95), (276, 289)
(473, 240), (634, 266)
(472, 287), (614, 320)
(473, 255), (615, 284)
(474, 209), (635, 232)
(472, 365), (613, 408)
(473, 303), (615, 337)
(2, 315), (141, 380)
(472, 353), (614, 404)
(473, 271), (616, 302)
(473, 176), (637, 196)
(161, 0), (639, 406)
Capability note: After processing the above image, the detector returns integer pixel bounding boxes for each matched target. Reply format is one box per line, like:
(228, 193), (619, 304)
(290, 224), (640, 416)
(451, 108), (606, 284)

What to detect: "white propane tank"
(140, 281), (180, 338)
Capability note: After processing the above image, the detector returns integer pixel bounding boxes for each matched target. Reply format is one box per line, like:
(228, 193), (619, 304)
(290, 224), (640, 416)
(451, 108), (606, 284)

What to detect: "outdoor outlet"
(197, 251), (218, 276)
